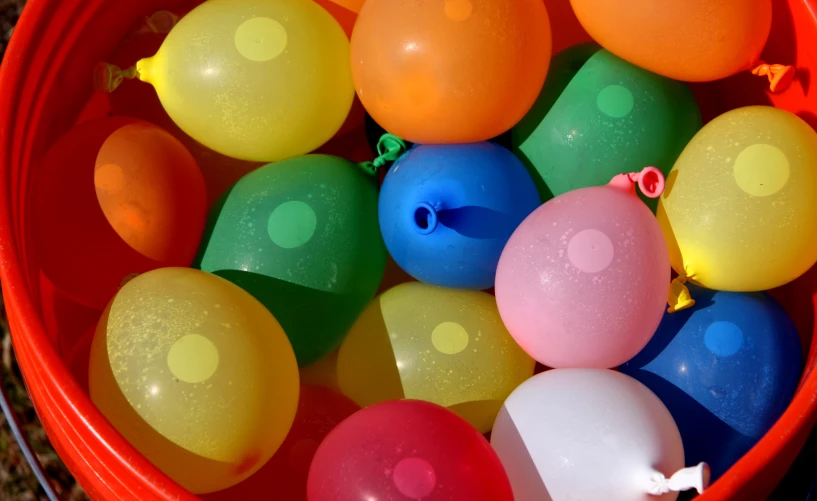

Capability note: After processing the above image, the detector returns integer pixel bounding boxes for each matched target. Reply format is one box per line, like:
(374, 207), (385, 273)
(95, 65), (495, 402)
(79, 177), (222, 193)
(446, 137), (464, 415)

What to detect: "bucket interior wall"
(2, 0), (817, 500)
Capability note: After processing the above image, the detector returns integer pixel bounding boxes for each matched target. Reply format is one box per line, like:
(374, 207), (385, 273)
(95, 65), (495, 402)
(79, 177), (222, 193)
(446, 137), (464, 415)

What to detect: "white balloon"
(490, 369), (709, 501)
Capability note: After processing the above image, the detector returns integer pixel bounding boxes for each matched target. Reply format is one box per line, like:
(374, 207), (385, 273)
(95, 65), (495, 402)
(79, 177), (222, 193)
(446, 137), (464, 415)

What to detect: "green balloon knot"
(358, 133), (407, 176)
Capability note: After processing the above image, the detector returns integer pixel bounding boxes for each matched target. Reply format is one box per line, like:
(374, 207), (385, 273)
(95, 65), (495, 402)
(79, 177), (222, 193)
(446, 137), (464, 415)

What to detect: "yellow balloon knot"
(93, 62), (139, 93)
(751, 61), (795, 93)
(667, 271), (696, 314)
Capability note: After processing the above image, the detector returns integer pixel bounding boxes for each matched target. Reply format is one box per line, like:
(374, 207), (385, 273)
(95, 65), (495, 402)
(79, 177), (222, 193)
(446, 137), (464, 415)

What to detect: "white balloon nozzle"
(648, 463), (710, 496)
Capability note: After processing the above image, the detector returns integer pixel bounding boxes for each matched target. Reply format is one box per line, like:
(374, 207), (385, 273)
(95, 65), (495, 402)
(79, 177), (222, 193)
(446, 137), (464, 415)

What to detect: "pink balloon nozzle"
(608, 167), (665, 199)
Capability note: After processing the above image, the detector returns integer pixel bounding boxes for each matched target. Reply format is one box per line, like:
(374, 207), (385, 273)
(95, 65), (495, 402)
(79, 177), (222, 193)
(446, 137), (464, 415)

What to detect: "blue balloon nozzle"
(412, 202), (438, 235)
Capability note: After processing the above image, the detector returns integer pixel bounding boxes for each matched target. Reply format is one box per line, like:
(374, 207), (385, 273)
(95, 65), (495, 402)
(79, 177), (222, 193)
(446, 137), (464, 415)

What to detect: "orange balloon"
(351, 0), (552, 144)
(31, 117), (207, 309)
(570, 0), (771, 82)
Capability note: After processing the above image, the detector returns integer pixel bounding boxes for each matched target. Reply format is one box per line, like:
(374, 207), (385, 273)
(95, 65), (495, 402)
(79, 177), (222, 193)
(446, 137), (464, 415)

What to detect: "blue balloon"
(379, 142), (540, 289)
(620, 285), (802, 481)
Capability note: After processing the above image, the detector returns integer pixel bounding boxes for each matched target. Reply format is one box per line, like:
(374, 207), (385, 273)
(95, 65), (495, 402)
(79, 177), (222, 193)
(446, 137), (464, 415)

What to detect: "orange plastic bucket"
(2, 0), (817, 499)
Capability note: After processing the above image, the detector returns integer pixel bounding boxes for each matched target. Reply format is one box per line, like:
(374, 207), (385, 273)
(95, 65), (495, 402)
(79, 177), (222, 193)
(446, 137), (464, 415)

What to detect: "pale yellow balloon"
(337, 282), (535, 433)
(658, 105), (817, 293)
(89, 268), (299, 493)
(135, 0), (354, 162)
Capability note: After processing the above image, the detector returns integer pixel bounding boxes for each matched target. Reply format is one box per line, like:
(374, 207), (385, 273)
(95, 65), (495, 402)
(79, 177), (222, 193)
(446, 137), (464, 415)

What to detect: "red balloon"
(31, 116), (207, 309)
(204, 385), (360, 501)
(307, 400), (513, 501)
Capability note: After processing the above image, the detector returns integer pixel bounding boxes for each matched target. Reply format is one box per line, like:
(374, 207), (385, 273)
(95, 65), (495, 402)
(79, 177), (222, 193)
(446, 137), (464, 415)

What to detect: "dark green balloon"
(512, 47), (702, 210)
(196, 155), (387, 366)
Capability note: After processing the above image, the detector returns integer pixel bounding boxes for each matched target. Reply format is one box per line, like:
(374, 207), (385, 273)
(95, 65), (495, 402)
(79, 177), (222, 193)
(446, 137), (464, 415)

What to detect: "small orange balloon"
(570, 0), (772, 82)
(351, 0), (552, 144)
(31, 117), (207, 309)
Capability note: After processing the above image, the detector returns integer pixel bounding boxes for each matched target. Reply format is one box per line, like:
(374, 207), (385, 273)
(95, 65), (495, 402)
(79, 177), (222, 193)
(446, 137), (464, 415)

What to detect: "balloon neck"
(358, 133), (408, 176)
(135, 57), (156, 85)
(607, 167), (665, 198)
(412, 202), (439, 235)
(93, 62), (139, 93)
(667, 268), (696, 313)
(751, 61), (795, 93)
(648, 463), (710, 496)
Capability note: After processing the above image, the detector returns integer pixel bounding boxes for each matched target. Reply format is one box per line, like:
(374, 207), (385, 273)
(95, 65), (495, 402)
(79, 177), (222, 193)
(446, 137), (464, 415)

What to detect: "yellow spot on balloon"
(167, 334), (219, 384)
(734, 144), (790, 197)
(94, 163), (125, 193)
(234, 17), (288, 62)
(431, 322), (469, 355)
(445, 0), (473, 21)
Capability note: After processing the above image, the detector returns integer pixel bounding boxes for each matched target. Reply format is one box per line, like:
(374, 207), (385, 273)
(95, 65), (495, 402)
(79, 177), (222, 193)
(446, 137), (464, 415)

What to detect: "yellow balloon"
(133, 0), (353, 162)
(337, 282), (535, 433)
(658, 106), (817, 305)
(89, 268), (299, 493)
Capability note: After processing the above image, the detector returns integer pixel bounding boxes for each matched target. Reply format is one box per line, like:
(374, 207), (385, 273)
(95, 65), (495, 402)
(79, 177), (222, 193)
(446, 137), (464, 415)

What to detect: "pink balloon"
(495, 168), (670, 368)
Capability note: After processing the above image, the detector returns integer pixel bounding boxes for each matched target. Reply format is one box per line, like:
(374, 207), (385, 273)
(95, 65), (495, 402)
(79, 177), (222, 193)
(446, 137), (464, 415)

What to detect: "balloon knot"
(648, 464), (710, 496)
(667, 269), (696, 313)
(751, 61), (795, 93)
(94, 62), (139, 93)
(630, 166), (665, 198)
(608, 167), (665, 198)
(648, 473), (672, 495)
(358, 133), (408, 176)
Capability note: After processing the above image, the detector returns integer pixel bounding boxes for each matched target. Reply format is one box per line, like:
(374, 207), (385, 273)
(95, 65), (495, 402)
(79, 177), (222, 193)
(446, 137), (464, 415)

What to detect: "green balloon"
(512, 47), (701, 210)
(196, 155), (387, 366)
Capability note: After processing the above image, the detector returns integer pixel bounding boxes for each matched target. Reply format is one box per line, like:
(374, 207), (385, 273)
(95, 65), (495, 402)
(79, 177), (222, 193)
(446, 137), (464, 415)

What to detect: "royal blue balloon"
(379, 142), (540, 289)
(620, 285), (802, 481)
